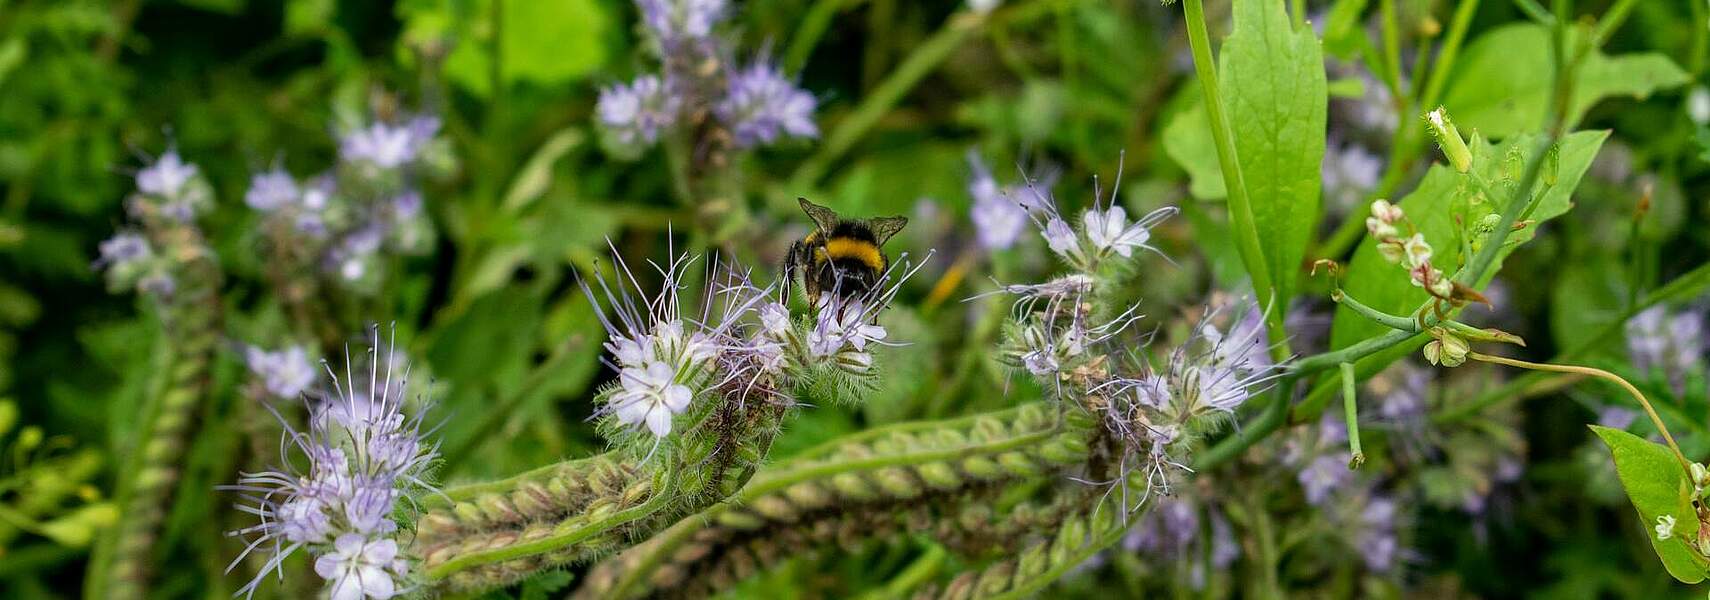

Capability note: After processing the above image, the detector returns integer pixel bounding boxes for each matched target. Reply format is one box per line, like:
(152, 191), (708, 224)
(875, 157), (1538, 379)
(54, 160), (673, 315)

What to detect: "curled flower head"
(244, 345), (319, 399)
(222, 330), (436, 599)
(717, 58), (818, 148)
(597, 74), (682, 154)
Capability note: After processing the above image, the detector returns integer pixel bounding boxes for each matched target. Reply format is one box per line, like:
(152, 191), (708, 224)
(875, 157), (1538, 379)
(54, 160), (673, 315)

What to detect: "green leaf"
(1329, 130), (1607, 349)
(1443, 24), (1689, 137)
(1218, 0), (1327, 301)
(1590, 425), (1708, 584)
(1161, 101), (1226, 200)
(398, 0), (611, 98)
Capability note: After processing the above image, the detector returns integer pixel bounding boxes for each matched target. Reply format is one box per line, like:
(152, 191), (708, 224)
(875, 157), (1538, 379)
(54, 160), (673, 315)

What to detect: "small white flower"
(1656, 514), (1677, 541)
(967, 0), (1001, 14)
(759, 303), (792, 338)
(614, 361), (694, 437)
(1401, 233), (1432, 268)
(1042, 217), (1079, 259)
(314, 534), (401, 600)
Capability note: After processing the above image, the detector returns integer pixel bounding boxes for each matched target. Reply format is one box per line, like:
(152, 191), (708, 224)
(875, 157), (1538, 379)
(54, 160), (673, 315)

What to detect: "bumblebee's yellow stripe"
(823, 237), (885, 271)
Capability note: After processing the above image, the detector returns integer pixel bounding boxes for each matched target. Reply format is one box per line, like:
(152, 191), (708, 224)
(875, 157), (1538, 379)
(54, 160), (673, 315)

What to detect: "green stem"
(1468, 352), (1692, 474)
(1341, 362), (1364, 465)
(1181, 0), (1289, 362)
(1434, 261), (1710, 423)
(1418, 0), (1480, 109)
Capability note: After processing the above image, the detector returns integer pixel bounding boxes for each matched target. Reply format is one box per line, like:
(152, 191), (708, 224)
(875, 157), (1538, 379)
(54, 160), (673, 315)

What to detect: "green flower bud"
(1426, 107), (1473, 173)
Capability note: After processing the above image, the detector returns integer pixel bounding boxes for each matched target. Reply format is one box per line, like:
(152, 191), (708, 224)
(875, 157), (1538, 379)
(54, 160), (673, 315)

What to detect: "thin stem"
(1469, 352), (1692, 473)
(1181, 0), (1289, 362)
(1434, 260), (1710, 423)
(1331, 289), (1418, 332)
(1419, 0), (1480, 109)
(1341, 362), (1364, 466)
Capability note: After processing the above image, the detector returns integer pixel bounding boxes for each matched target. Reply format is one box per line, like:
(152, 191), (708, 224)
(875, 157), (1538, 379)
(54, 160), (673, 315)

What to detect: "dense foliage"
(2, 0), (1708, 598)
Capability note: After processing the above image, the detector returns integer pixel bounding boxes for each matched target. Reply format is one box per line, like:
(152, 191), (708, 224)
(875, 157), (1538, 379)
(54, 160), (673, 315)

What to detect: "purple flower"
(1298, 453), (1353, 505)
(245, 168), (299, 212)
(136, 149), (199, 198)
(966, 153), (1029, 250)
(96, 232), (152, 268)
(718, 59), (818, 148)
(635, 0), (727, 48)
(339, 116), (439, 169)
(597, 74), (682, 151)
(1598, 405), (1638, 430)
(244, 345), (318, 399)
(1322, 138), (1382, 214)
(223, 332), (435, 599)
(1627, 306), (1706, 394)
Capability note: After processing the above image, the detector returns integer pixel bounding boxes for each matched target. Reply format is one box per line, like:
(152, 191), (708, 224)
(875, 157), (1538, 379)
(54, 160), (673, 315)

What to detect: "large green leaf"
(1591, 425), (1709, 584)
(1217, 0), (1327, 301)
(1443, 24), (1688, 137)
(1329, 131), (1607, 349)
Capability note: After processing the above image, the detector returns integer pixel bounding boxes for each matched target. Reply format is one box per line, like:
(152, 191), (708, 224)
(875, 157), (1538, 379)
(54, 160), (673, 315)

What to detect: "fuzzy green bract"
(1329, 130), (1608, 349)
(1443, 24), (1689, 137)
(1591, 426), (1709, 584)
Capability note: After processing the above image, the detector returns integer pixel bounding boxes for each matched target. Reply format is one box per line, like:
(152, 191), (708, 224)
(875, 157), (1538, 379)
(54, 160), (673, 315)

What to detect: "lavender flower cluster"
(225, 334), (438, 600)
(245, 110), (447, 292)
(1625, 305), (1706, 396)
(94, 150), (217, 297)
(596, 0), (817, 157)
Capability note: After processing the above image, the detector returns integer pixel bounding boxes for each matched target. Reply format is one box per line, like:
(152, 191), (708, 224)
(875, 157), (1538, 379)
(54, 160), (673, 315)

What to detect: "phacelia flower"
(582, 248), (750, 438)
(1626, 306), (1706, 394)
(597, 75), (682, 152)
(1084, 204), (1169, 259)
(244, 345), (318, 399)
(223, 331), (436, 599)
(339, 116), (440, 170)
(1299, 453), (1354, 506)
(245, 168), (300, 212)
(97, 232), (152, 268)
(1322, 139), (1382, 214)
(635, 0), (728, 49)
(315, 534), (406, 600)
(136, 149), (199, 199)
(718, 59), (818, 148)
(967, 153), (1029, 250)
(1149, 301), (1281, 418)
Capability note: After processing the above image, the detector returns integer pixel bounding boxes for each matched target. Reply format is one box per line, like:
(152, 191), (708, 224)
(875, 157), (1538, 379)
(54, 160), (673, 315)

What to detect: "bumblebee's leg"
(782, 241), (801, 305)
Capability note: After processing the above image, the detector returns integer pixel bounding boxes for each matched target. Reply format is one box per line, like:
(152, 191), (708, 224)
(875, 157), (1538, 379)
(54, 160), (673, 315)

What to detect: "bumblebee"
(784, 198), (908, 306)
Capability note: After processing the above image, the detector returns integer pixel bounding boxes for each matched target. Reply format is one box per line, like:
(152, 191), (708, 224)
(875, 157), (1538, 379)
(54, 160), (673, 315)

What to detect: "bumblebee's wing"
(797, 197), (841, 232)
(867, 216), (909, 245)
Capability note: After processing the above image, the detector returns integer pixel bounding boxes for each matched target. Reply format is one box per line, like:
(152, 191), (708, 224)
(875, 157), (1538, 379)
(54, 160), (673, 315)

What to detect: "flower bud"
(1656, 514), (1678, 541)
(1423, 330), (1469, 367)
(1425, 107), (1472, 173)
